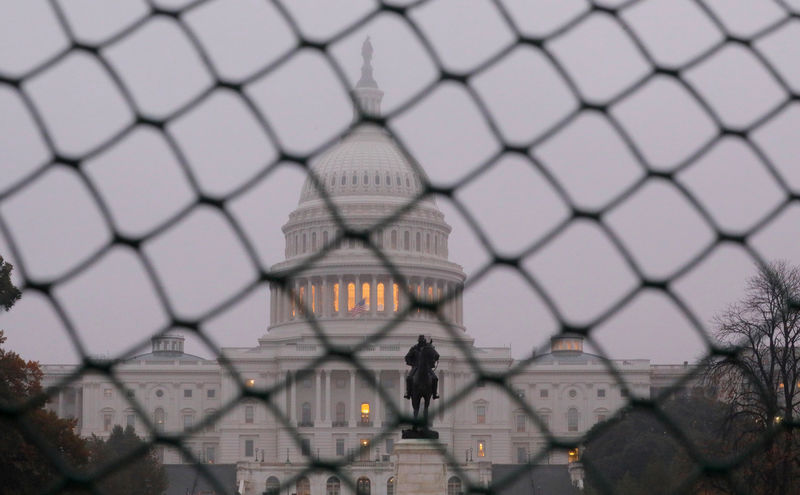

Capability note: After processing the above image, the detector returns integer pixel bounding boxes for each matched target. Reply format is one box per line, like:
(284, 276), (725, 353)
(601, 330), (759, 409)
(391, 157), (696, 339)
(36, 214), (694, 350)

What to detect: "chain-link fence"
(1, 0), (799, 494)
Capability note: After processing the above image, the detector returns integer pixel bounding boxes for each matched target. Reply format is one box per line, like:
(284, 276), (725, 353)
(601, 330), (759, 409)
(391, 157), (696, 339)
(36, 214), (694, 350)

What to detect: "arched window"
(376, 283), (385, 311)
(356, 477), (371, 495)
(335, 402), (346, 424)
(391, 230), (397, 249)
(333, 283), (340, 313)
(567, 407), (579, 432)
(393, 284), (399, 312)
(301, 402), (312, 425)
(447, 476), (462, 495)
(404, 231), (410, 250)
(352, 174), (358, 185)
(387, 477), (395, 495)
(362, 282), (370, 310)
(415, 232), (421, 252)
(311, 285), (316, 314)
(265, 476), (280, 495)
(154, 408), (165, 432)
(296, 476), (310, 495)
(347, 283), (356, 311)
(375, 174), (380, 185)
(364, 173), (369, 184)
(385, 174), (390, 185)
(327, 476), (341, 495)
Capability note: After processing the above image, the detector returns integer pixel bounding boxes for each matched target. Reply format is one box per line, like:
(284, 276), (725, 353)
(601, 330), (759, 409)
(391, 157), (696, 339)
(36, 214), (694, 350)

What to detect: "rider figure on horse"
(404, 335), (439, 400)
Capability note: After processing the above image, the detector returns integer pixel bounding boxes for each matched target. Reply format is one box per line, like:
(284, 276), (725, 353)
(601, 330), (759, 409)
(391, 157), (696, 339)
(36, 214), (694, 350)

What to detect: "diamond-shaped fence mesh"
(1, 0), (799, 494)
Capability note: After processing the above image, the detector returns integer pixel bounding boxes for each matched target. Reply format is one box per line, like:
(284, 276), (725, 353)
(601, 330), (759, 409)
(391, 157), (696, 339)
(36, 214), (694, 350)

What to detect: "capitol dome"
(266, 39), (467, 342)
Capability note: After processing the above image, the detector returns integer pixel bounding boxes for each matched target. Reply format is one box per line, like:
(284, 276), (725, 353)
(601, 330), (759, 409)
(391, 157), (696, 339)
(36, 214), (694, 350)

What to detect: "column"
(324, 370), (331, 422)
(369, 275), (376, 316)
(374, 371), (381, 426)
(338, 276), (345, 316)
(321, 278), (328, 317)
(315, 371), (322, 424)
(349, 371), (356, 426)
(290, 371), (296, 422)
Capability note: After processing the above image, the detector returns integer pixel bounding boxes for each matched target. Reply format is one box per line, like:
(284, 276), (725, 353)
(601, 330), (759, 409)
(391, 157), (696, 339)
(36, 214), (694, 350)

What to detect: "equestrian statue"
(402, 334), (440, 439)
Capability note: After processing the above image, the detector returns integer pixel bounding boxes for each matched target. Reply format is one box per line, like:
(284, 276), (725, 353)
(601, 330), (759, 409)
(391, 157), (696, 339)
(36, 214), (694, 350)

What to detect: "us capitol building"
(43, 41), (695, 495)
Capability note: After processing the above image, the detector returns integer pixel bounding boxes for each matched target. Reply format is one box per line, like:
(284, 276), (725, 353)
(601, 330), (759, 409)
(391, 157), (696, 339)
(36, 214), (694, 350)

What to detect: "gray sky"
(1, 0), (799, 366)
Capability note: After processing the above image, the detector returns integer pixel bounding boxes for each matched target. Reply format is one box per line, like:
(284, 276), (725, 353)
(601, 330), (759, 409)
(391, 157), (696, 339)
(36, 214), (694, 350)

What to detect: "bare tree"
(707, 261), (800, 494)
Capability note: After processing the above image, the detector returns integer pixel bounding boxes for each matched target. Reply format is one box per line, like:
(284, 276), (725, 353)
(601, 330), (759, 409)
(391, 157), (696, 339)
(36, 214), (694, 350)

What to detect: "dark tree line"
(0, 256), (166, 495)
(583, 261), (800, 495)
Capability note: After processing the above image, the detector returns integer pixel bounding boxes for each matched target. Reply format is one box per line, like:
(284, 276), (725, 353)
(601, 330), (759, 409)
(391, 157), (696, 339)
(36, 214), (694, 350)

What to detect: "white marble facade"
(42, 40), (698, 495)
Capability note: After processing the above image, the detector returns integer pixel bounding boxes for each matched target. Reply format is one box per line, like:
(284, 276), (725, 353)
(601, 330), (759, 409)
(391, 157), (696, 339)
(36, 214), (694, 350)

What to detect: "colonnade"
(280, 368), (452, 427)
(269, 276), (463, 326)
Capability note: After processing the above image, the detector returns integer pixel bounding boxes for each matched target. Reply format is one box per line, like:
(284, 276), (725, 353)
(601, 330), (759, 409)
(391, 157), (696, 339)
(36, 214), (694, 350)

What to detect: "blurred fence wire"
(1, 0), (799, 494)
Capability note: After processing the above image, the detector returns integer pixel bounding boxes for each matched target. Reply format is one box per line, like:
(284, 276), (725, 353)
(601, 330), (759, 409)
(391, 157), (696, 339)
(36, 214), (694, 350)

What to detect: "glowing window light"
(333, 284), (339, 313)
(348, 283), (356, 311)
(246, 379), (255, 388)
(362, 283), (370, 310)
(361, 403), (370, 422)
(311, 285), (316, 313)
(568, 448), (579, 463)
(377, 283), (385, 311)
(477, 440), (486, 457)
(393, 284), (399, 312)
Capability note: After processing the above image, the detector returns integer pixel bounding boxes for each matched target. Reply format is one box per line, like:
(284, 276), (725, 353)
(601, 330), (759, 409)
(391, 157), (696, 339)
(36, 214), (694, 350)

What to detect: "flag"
(349, 298), (367, 317)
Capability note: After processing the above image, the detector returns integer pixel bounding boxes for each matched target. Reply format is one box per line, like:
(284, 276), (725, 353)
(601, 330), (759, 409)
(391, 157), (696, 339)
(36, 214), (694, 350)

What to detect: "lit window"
(360, 438), (369, 449)
(387, 477), (395, 495)
(311, 285), (316, 313)
(361, 403), (370, 423)
(184, 389), (192, 398)
(377, 283), (385, 311)
(393, 284), (399, 312)
(568, 448), (579, 463)
(597, 389), (606, 398)
(476, 405), (486, 424)
(155, 408), (165, 432)
(103, 388), (112, 398)
(245, 405), (254, 424)
(348, 283), (356, 311)
(567, 408), (579, 432)
(362, 283), (370, 310)
(291, 289), (296, 317)
(103, 413), (112, 432)
(333, 283), (340, 313)
(246, 379), (255, 388)
(477, 440), (486, 457)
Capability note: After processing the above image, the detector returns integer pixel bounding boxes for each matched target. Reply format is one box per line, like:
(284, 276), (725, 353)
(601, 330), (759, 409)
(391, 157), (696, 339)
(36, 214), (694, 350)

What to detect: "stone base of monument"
(394, 439), (447, 495)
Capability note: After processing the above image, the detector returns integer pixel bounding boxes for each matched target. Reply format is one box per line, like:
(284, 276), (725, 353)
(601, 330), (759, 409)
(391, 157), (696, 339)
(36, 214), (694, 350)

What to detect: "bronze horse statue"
(404, 339), (439, 438)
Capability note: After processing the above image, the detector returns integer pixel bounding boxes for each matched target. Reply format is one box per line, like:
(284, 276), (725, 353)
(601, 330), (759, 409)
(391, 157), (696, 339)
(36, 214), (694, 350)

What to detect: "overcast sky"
(1, 0), (799, 366)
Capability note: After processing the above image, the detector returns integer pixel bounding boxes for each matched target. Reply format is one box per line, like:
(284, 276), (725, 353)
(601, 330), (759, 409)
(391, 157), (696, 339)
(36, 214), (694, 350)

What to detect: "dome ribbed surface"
(299, 125), (428, 204)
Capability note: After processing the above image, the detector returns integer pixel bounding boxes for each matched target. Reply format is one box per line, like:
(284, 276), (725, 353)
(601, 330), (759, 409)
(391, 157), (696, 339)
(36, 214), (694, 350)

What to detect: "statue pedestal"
(394, 439), (447, 495)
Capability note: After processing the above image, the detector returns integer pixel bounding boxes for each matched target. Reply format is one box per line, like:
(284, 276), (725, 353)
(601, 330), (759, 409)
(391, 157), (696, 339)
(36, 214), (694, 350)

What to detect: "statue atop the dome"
(356, 36), (378, 89)
(402, 335), (440, 439)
